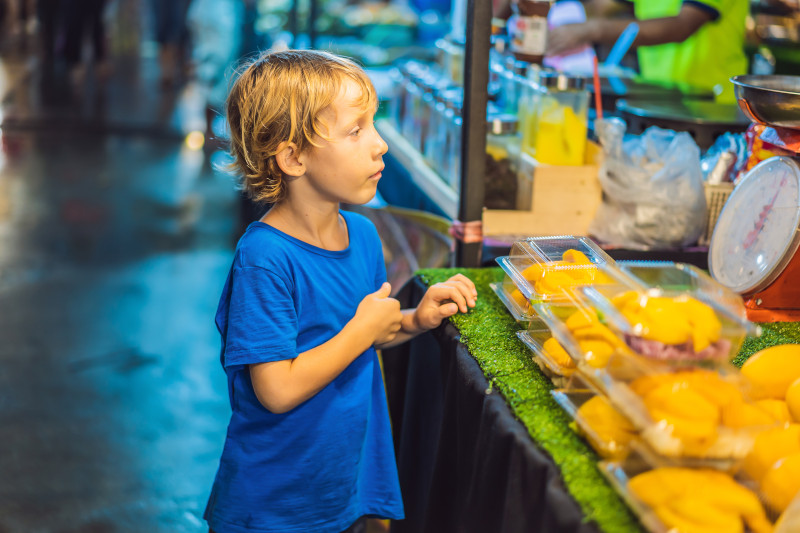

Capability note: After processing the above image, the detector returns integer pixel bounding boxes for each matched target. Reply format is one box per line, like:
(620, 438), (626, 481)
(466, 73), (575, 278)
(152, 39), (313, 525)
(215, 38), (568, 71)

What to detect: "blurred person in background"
(150, 0), (191, 87)
(63, 0), (110, 83)
(544, 0), (749, 102)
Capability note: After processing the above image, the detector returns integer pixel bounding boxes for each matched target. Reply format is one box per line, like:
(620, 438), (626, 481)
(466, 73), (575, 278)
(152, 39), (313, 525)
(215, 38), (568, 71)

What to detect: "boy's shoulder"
(234, 222), (294, 270)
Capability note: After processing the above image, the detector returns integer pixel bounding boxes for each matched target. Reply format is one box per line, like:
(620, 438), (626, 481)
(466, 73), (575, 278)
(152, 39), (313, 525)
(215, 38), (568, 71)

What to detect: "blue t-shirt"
(204, 211), (404, 533)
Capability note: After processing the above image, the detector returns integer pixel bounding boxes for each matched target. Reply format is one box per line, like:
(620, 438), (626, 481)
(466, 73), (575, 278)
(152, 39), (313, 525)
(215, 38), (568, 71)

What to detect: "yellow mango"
(510, 288), (529, 312)
(741, 424), (800, 483)
(636, 297), (693, 344)
(611, 290), (640, 311)
(761, 452), (800, 513)
(562, 249), (592, 264)
(565, 308), (598, 332)
(542, 337), (575, 369)
(677, 370), (744, 408)
(755, 399), (793, 424)
(679, 296), (722, 352)
(690, 471), (772, 532)
(630, 373), (674, 397)
(786, 376), (800, 423)
(593, 272), (615, 285)
(564, 266), (596, 284)
(520, 264), (544, 283)
(741, 344), (800, 399)
(657, 497), (743, 533)
(632, 468), (771, 533)
(576, 395), (636, 449)
(574, 323), (623, 347)
(721, 400), (777, 429)
(643, 383), (720, 423)
(629, 468), (692, 506)
(578, 340), (613, 368)
(649, 409), (718, 449)
(534, 271), (576, 295)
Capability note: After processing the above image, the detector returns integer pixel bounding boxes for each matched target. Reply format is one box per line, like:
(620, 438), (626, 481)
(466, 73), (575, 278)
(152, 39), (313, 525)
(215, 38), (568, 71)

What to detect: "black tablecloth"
(382, 278), (600, 533)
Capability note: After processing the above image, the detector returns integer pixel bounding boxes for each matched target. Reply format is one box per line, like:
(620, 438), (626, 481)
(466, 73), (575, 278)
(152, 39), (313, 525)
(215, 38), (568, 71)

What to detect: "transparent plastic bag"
(590, 118), (707, 250)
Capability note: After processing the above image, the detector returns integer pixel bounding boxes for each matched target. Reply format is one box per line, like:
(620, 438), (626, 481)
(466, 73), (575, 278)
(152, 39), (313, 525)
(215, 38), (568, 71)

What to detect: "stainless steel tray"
(731, 75), (800, 129)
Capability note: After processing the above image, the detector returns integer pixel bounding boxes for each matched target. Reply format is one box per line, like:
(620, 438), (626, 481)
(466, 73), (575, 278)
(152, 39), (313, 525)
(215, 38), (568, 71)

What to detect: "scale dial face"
(709, 156), (800, 295)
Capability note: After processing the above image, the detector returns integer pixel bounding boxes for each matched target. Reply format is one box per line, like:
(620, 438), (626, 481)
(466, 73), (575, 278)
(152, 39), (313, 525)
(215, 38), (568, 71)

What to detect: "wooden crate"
(482, 141), (603, 237)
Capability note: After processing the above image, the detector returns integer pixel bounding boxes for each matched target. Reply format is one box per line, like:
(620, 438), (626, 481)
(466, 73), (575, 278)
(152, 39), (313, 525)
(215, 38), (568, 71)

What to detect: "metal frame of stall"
(456, 0), (491, 268)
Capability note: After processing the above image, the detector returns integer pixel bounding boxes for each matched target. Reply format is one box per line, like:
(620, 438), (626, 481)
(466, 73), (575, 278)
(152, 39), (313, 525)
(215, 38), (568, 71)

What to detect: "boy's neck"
(261, 200), (349, 251)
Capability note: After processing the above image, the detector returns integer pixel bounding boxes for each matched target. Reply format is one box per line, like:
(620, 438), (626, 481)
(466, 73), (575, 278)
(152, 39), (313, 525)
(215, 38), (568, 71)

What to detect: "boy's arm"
(376, 274), (478, 349)
(249, 283), (402, 414)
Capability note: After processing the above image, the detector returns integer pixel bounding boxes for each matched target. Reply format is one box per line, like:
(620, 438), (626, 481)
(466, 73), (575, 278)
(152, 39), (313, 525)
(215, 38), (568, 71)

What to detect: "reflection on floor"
(0, 19), (240, 533)
(0, 5), (451, 530)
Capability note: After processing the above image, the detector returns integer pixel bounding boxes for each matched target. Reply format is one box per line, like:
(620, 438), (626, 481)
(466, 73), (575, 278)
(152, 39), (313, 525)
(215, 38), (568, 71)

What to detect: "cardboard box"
(482, 141), (603, 237)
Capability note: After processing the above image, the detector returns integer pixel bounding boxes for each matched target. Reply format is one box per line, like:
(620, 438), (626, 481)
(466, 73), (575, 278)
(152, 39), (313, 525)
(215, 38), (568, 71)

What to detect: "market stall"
(383, 256), (800, 533)
(376, 3), (800, 531)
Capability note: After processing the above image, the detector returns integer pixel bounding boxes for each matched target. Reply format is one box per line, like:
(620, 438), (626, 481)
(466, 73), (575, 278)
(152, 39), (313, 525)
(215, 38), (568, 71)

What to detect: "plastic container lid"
(540, 71), (586, 91)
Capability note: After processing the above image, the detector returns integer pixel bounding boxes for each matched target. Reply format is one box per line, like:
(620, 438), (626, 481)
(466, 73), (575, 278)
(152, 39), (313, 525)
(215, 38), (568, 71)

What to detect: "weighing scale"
(709, 76), (800, 322)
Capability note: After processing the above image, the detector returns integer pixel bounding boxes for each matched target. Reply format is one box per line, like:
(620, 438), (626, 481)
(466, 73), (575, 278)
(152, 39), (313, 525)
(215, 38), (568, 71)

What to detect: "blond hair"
(225, 49), (378, 205)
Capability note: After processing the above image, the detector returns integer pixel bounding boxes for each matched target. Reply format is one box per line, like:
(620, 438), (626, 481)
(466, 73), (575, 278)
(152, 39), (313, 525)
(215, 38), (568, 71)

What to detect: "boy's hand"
(413, 274), (477, 331)
(354, 282), (403, 345)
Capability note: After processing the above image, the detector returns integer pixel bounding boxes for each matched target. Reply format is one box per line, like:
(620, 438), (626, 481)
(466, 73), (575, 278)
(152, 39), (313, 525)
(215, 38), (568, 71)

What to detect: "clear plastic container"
(495, 237), (618, 307)
(516, 328), (577, 386)
(526, 236), (613, 265)
(443, 89), (463, 191)
(518, 66), (547, 157)
(497, 57), (529, 115)
(533, 72), (589, 166)
(551, 387), (636, 460)
(435, 36), (464, 86)
(616, 261), (752, 329)
(599, 448), (774, 533)
(387, 65), (406, 130)
(423, 88), (449, 175)
(484, 113), (520, 210)
(400, 63), (428, 151)
(579, 263), (756, 366)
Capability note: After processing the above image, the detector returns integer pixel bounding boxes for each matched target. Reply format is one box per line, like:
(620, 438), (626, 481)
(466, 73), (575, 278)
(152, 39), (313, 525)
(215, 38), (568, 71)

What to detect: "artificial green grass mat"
(417, 267), (800, 533)
(417, 267), (642, 533)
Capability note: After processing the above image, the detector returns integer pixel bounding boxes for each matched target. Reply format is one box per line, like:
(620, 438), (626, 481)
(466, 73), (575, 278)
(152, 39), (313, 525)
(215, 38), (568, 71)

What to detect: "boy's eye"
(349, 128), (361, 137)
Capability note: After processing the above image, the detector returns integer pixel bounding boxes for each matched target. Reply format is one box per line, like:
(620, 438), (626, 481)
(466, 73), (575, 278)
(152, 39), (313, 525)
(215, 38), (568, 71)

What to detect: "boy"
(204, 49), (477, 533)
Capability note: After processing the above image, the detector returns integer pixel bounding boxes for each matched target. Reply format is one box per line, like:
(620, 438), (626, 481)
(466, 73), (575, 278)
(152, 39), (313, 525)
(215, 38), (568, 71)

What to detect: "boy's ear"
(275, 142), (305, 177)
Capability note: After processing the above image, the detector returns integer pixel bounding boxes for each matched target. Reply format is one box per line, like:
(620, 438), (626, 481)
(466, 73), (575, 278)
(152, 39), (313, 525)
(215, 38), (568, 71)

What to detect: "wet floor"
(0, 12), (239, 533)
(0, 3), (456, 530)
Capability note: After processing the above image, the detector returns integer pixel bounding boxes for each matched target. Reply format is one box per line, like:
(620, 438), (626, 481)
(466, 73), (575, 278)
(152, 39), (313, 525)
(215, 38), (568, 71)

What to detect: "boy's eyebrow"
(343, 109), (374, 131)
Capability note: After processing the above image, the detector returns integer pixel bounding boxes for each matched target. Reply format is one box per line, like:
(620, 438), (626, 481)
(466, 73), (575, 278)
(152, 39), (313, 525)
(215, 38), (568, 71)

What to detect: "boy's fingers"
(375, 282), (392, 298)
(448, 274), (478, 296)
(441, 288), (469, 313)
(439, 302), (458, 317)
(441, 281), (476, 308)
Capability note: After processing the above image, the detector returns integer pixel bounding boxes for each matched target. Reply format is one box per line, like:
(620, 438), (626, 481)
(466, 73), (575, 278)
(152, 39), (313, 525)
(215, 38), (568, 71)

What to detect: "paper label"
(511, 15), (548, 56)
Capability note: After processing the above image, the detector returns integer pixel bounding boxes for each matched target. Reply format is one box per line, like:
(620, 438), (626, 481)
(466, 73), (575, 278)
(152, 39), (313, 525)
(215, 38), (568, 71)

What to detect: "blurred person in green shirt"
(546, 0), (749, 102)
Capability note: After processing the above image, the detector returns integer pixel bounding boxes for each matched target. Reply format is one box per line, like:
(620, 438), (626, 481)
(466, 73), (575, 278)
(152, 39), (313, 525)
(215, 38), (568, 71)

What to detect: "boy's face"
(299, 79), (388, 206)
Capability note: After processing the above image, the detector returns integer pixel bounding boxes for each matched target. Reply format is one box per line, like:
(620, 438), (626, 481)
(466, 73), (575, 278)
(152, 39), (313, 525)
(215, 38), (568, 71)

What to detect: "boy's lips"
(368, 167), (384, 180)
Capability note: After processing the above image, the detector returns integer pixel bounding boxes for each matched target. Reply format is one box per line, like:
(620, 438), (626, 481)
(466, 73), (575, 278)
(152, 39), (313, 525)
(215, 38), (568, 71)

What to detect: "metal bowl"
(731, 75), (800, 129)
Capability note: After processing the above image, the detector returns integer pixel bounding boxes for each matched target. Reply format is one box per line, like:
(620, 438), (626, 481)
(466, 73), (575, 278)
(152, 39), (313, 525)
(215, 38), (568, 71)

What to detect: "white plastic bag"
(589, 118), (707, 249)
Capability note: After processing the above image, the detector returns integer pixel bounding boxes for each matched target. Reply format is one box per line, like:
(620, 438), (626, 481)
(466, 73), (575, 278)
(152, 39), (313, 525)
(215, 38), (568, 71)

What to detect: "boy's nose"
(376, 133), (388, 157)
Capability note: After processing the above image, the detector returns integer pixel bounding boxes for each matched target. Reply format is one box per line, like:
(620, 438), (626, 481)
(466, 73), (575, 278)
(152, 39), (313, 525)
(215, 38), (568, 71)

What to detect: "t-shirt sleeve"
(223, 265), (298, 367)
